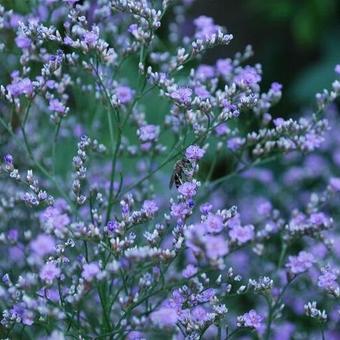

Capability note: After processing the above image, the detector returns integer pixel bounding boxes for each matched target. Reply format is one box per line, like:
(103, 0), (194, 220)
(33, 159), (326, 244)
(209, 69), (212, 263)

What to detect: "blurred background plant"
(192, 0), (340, 108)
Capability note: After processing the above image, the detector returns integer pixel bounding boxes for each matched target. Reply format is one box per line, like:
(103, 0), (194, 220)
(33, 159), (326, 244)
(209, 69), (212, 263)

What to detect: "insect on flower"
(169, 157), (194, 189)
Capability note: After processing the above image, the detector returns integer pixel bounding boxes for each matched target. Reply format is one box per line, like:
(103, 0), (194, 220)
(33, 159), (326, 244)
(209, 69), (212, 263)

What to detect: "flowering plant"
(0, 1), (340, 339)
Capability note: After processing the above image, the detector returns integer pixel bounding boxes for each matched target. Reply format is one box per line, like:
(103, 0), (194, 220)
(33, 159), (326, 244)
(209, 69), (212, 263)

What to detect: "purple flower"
(40, 206), (70, 232)
(193, 16), (220, 40)
(170, 88), (192, 105)
(194, 86), (210, 99)
(171, 202), (189, 219)
(227, 137), (244, 151)
(40, 262), (60, 284)
(335, 64), (340, 75)
(309, 212), (330, 227)
(185, 145), (205, 161)
(4, 154), (13, 165)
(116, 85), (133, 104)
(49, 99), (66, 114)
(193, 16), (214, 30)
(107, 219), (119, 233)
(200, 202), (213, 214)
(303, 131), (324, 151)
(127, 331), (145, 340)
(286, 251), (315, 274)
(178, 182), (197, 197)
(204, 235), (228, 260)
(196, 64), (215, 80)
(15, 35), (32, 49)
(7, 78), (33, 97)
(83, 31), (98, 45)
(138, 124), (160, 142)
(242, 310), (263, 329)
(82, 262), (100, 281)
(150, 307), (178, 328)
(273, 117), (285, 127)
(128, 24), (139, 37)
(216, 58), (232, 77)
(7, 229), (19, 242)
(191, 306), (209, 323)
(257, 201), (272, 216)
(271, 82), (282, 93)
(205, 213), (224, 233)
(10, 303), (33, 326)
(318, 267), (339, 291)
(235, 66), (261, 87)
(229, 224), (254, 245)
(182, 264), (198, 278)
(215, 123), (230, 136)
(329, 177), (340, 192)
(31, 234), (56, 257)
(142, 200), (159, 216)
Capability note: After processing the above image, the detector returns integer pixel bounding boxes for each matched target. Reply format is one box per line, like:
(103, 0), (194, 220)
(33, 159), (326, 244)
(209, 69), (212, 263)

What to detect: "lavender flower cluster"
(0, 1), (339, 339)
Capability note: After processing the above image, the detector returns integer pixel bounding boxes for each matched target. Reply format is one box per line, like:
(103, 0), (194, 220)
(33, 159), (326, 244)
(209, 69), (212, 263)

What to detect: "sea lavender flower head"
(216, 58), (232, 77)
(185, 145), (205, 161)
(30, 234), (56, 257)
(178, 181), (197, 197)
(116, 85), (133, 104)
(7, 78), (33, 97)
(204, 213), (224, 233)
(82, 263), (100, 281)
(317, 266), (339, 293)
(15, 35), (31, 49)
(138, 125), (160, 142)
(3, 154), (13, 165)
(142, 200), (159, 216)
(48, 99), (66, 114)
(83, 30), (99, 45)
(238, 310), (263, 330)
(204, 235), (229, 260)
(195, 64), (215, 80)
(170, 88), (192, 105)
(193, 16), (220, 40)
(40, 262), (60, 284)
(335, 64), (340, 75)
(182, 264), (198, 278)
(194, 86), (210, 99)
(229, 224), (255, 245)
(286, 251), (315, 275)
(150, 307), (178, 328)
(329, 177), (340, 192)
(235, 66), (261, 87)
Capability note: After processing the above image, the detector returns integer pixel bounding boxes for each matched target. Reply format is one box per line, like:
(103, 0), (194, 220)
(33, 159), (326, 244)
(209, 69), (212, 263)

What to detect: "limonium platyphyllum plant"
(0, 0), (340, 339)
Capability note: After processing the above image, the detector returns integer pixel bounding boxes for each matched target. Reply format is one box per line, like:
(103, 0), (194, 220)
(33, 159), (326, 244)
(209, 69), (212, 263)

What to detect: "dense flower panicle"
(0, 0), (339, 339)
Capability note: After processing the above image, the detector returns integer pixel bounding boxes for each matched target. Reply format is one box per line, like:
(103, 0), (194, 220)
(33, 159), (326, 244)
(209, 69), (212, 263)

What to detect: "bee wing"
(169, 171), (175, 189)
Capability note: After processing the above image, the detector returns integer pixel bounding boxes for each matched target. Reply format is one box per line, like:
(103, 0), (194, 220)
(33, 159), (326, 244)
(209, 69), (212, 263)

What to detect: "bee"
(169, 157), (194, 189)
